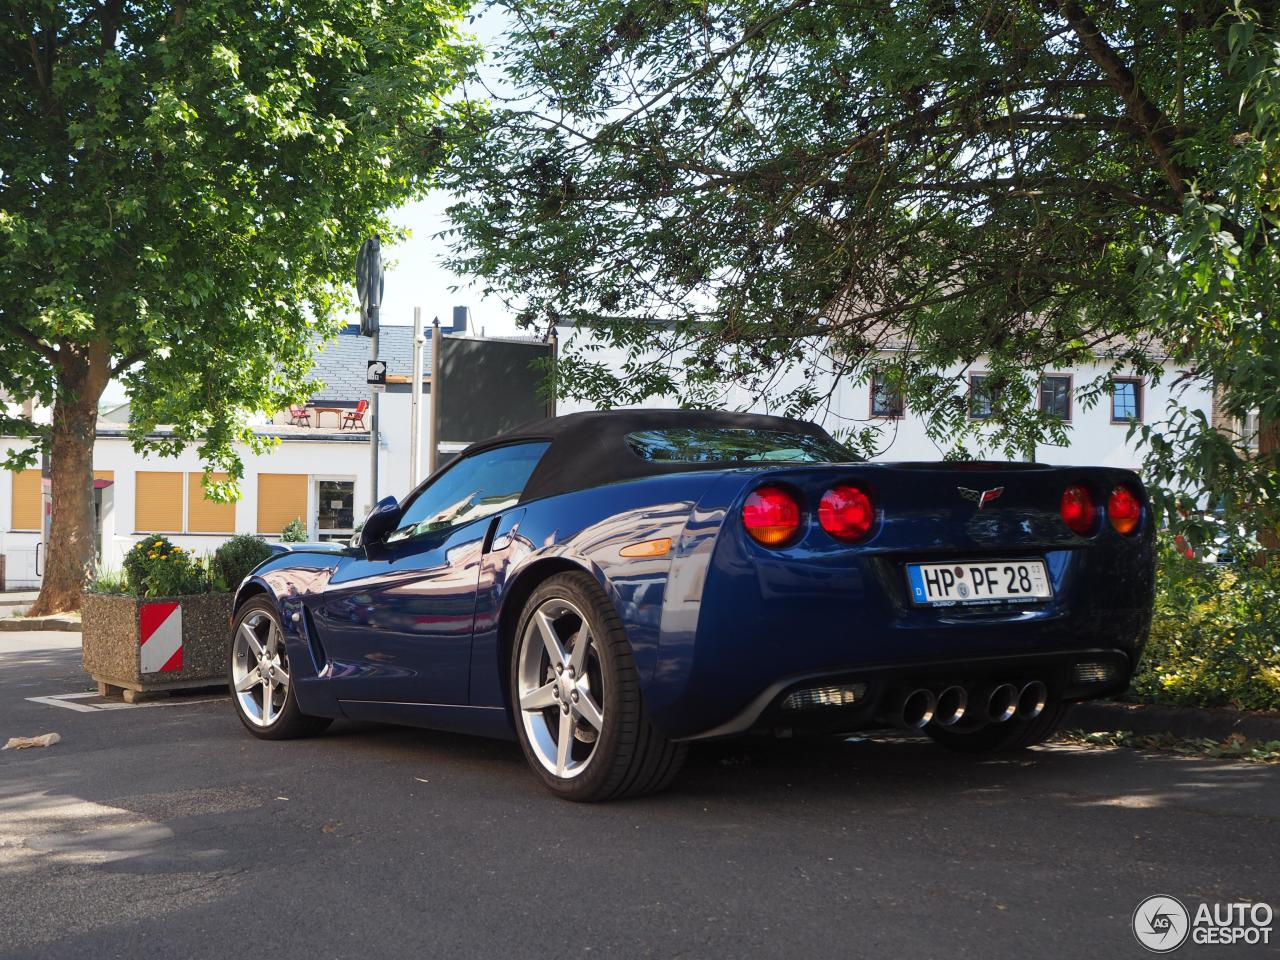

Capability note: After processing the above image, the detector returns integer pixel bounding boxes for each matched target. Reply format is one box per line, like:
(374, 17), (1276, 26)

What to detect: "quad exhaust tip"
(1017, 680), (1048, 720)
(986, 683), (1019, 723)
(933, 685), (968, 727)
(887, 688), (937, 729)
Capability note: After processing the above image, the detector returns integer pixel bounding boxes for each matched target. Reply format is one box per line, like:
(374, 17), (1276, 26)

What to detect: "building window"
(315, 479), (355, 542)
(187, 472), (236, 533)
(1240, 411), (1260, 450)
(257, 473), (308, 536)
(10, 469), (42, 530)
(135, 471), (183, 532)
(1111, 379), (1143, 423)
(1038, 375), (1071, 420)
(968, 374), (998, 420)
(870, 374), (905, 418)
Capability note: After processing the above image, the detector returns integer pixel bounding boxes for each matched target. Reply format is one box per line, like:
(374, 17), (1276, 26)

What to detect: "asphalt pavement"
(2, 628), (1276, 960)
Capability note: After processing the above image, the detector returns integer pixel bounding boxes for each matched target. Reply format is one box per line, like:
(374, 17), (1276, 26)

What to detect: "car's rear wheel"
(511, 572), (686, 801)
(926, 700), (1068, 753)
(230, 598), (331, 740)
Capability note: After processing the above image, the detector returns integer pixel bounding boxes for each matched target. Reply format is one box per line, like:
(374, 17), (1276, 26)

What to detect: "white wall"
(553, 326), (1213, 472)
(0, 434), (376, 588)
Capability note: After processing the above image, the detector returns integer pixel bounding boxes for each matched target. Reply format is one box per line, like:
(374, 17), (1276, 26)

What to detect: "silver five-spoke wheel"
(232, 609), (291, 728)
(516, 597), (606, 779)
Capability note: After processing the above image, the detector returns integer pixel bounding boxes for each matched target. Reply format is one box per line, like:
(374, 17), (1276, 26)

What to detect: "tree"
(447, 0), (1279, 549)
(1, 1), (476, 613)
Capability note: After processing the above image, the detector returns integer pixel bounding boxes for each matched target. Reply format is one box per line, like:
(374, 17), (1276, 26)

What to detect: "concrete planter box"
(81, 592), (232, 702)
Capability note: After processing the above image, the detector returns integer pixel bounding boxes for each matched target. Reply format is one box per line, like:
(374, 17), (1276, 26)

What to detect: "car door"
(314, 441), (550, 707)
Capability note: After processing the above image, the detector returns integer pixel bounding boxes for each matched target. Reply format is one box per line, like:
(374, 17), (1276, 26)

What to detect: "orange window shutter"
(187, 472), (235, 533)
(10, 469), (42, 530)
(257, 473), (307, 535)
(135, 472), (183, 532)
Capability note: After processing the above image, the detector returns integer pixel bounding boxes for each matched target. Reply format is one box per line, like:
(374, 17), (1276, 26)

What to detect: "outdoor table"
(313, 407), (344, 428)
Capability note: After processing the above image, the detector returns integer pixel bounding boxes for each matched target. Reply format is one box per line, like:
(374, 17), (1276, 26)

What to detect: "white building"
(554, 326), (1215, 471)
(1, 318), (1215, 590)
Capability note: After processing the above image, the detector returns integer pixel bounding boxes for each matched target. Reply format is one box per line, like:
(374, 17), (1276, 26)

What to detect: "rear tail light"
(1060, 484), (1095, 535)
(818, 484), (875, 542)
(742, 485), (802, 546)
(1108, 485), (1142, 535)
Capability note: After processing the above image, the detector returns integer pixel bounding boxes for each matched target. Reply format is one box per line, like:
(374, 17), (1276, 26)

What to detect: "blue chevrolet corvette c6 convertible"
(228, 409), (1156, 801)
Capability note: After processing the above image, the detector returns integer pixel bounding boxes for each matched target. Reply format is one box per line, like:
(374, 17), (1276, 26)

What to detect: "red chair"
(288, 404), (311, 427)
(342, 399), (369, 430)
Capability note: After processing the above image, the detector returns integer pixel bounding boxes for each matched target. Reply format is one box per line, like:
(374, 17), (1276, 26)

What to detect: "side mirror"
(353, 495), (401, 556)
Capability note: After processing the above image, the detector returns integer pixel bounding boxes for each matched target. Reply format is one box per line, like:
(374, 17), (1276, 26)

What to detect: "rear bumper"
(674, 647), (1132, 741)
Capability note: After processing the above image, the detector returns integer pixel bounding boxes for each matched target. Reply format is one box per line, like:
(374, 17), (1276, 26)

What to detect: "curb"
(0, 616), (82, 633)
(1065, 701), (1280, 743)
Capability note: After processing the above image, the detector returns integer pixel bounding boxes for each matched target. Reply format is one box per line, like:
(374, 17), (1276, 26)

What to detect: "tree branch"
(1057, 1), (1191, 201)
(2, 319), (60, 366)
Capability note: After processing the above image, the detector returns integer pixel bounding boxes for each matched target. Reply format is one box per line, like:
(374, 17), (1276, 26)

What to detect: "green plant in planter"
(88, 566), (129, 595)
(141, 546), (210, 598)
(123, 536), (211, 597)
(212, 535), (274, 592)
(280, 518), (308, 542)
(123, 535), (174, 595)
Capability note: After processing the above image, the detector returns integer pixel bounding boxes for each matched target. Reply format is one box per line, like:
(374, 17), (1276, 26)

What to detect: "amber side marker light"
(619, 537), (673, 558)
(1108, 485), (1142, 535)
(742, 485), (802, 546)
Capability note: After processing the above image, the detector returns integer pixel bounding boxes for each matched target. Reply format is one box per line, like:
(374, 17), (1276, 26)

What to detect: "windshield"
(626, 427), (854, 464)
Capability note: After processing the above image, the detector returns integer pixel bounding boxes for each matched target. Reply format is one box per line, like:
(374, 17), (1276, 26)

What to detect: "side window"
(387, 441), (549, 544)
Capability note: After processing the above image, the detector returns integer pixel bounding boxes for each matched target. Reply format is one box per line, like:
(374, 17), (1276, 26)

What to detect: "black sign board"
(356, 236), (383, 336)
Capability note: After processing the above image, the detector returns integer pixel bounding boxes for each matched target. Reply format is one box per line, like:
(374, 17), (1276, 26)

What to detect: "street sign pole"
(356, 236), (383, 511)
(370, 326), (379, 505)
(410, 307), (424, 488)
(428, 317), (441, 474)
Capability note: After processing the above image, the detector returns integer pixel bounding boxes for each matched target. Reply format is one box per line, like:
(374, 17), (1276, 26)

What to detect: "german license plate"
(906, 560), (1051, 606)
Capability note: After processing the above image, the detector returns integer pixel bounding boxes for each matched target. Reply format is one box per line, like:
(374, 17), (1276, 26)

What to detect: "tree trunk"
(28, 343), (110, 616)
(1259, 414), (1279, 556)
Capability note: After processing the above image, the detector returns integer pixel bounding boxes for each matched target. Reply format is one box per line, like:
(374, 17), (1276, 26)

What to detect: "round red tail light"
(818, 484), (875, 542)
(1060, 484), (1095, 535)
(742, 486), (802, 546)
(1108, 485), (1141, 535)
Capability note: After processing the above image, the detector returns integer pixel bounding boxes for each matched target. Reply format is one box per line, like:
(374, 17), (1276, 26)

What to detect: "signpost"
(356, 237), (383, 505)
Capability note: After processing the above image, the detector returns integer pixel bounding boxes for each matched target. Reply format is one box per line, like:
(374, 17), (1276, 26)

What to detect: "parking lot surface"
(2, 629), (1276, 959)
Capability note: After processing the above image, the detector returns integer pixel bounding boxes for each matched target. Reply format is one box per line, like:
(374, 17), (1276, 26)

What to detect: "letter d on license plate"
(906, 560), (1051, 606)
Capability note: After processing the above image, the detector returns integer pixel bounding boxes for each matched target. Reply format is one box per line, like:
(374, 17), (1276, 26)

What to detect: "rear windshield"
(626, 427), (853, 464)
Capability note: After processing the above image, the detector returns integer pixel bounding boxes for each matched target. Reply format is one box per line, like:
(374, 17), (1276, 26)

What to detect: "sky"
(378, 7), (517, 336)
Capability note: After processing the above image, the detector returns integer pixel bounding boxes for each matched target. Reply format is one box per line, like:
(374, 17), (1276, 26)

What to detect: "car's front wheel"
(511, 572), (686, 801)
(230, 598), (331, 740)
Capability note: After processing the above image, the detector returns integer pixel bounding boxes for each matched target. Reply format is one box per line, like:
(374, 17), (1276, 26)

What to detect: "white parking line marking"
(26, 692), (228, 712)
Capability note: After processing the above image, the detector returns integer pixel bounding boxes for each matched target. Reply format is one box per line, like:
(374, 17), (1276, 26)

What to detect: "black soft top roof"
(459, 408), (842, 503)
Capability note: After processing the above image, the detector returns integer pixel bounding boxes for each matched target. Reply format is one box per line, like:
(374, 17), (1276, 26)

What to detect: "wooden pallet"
(94, 678), (225, 704)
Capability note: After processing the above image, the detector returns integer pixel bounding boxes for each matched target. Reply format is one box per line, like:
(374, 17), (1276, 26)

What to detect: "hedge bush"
(212, 534), (274, 591)
(1129, 539), (1280, 711)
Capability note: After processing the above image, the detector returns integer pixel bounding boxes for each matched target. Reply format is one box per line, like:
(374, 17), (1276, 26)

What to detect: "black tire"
(229, 597), (332, 741)
(510, 571), (687, 801)
(926, 701), (1068, 754)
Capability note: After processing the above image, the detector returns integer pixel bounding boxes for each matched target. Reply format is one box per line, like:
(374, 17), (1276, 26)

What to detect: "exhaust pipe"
(1016, 681), (1048, 720)
(883, 688), (937, 729)
(933, 685), (968, 727)
(985, 683), (1019, 723)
